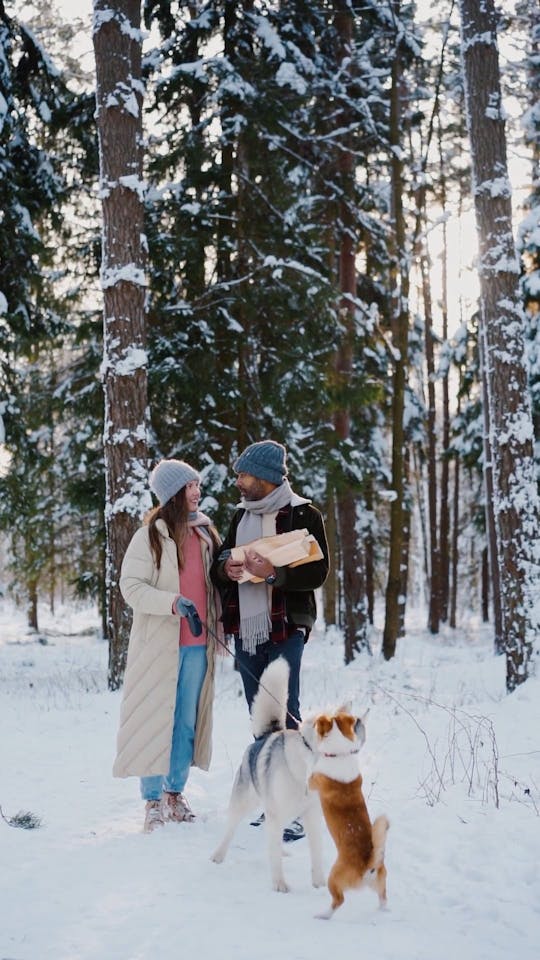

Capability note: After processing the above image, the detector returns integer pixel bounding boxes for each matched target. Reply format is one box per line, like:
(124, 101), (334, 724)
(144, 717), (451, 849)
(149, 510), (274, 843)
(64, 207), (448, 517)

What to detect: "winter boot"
(282, 818), (305, 842)
(143, 799), (165, 833)
(163, 791), (195, 823)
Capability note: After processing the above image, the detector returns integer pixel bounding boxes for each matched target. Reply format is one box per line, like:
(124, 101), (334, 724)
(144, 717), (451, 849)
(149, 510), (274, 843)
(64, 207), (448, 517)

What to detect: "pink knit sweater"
(179, 530), (208, 646)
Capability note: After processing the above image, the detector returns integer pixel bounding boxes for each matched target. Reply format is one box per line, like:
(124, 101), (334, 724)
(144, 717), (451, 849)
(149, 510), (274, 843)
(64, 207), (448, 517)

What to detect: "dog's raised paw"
(210, 849), (224, 864)
(312, 874), (326, 889)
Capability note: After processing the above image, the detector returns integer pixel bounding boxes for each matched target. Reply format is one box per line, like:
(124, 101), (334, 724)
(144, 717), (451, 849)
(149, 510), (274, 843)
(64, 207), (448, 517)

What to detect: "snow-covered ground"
(1, 600), (539, 960)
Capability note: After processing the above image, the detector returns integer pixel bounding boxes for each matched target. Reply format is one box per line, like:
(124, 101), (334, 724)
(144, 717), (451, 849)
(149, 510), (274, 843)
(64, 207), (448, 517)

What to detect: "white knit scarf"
(236, 480), (309, 653)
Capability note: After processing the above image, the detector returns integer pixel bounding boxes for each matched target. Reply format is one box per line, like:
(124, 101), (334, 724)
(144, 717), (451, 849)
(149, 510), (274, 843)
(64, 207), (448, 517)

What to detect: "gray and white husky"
(211, 657), (325, 893)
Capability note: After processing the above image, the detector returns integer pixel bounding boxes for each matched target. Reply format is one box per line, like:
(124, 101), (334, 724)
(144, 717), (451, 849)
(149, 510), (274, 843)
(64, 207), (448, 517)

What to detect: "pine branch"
(0, 804), (43, 830)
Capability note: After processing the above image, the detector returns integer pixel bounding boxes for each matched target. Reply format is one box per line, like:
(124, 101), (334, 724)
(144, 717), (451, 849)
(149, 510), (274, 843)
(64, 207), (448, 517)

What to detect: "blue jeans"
(234, 629), (306, 730)
(140, 644), (207, 801)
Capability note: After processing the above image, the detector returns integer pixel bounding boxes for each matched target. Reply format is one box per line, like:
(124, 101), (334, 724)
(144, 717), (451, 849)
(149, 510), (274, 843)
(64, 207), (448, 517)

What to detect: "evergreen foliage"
(0, 0), (538, 677)
(142, 0), (392, 530)
(0, 0), (99, 625)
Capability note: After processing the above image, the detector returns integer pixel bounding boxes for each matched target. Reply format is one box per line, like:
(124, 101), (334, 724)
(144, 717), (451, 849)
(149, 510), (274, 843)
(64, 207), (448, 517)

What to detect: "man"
(211, 439), (329, 735)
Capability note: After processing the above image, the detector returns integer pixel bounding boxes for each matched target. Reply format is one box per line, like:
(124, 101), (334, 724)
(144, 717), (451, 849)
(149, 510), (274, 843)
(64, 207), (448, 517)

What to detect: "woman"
(113, 458), (222, 833)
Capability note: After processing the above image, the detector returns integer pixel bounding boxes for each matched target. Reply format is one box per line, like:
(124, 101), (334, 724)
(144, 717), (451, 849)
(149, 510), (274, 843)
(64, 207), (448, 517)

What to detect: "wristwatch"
(265, 572), (277, 585)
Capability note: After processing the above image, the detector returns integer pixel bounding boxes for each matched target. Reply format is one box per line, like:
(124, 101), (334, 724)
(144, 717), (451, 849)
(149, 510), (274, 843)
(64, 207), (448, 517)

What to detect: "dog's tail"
(250, 657), (289, 738)
(371, 814), (390, 867)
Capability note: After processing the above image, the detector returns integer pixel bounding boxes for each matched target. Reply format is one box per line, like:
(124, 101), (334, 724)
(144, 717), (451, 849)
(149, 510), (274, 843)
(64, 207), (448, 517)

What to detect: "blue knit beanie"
(150, 459), (200, 505)
(233, 441), (288, 485)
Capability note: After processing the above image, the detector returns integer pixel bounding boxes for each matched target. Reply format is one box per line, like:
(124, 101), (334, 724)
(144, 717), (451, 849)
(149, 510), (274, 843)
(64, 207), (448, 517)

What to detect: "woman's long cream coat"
(113, 518), (220, 779)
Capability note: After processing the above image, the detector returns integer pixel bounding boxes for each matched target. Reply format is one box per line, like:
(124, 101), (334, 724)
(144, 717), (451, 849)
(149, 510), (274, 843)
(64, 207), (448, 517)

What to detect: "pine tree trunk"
(183, 2), (206, 301)
(333, 0), (369, 660)
(459, 0), (540, 690)
(383, 10), (410, 660)
(439, 142), (451, 622)
(521, 1), (540, 455)
(234, 0), (260, 442)
(412, 444), (429, 603)
(439, 341), (451, 622)
(27, 579), (38, 632)
(218, 1), (235, 287)
(236, 135), (259, 441)
(481, 546), (490, 623)
(478, 322), (504, 652)
(216, 0), (246, 465)
(421, 246), (441, 633)
(398, 445), (411, 639)
(522, 0), (540, 317)
(449, 451), (460, 629)
(323, 489), (338, 626)
(93, 0), (149, 691)
(365, 483), (374, 625)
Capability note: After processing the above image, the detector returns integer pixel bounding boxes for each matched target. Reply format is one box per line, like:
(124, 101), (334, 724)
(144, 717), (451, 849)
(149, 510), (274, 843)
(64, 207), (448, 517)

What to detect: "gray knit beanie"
(150, 459), (200, 505)
(233, 440), (288, 486)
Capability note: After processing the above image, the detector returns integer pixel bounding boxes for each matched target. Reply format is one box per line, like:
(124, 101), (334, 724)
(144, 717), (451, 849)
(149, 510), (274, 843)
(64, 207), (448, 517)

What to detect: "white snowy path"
(1, 602), (539, 960)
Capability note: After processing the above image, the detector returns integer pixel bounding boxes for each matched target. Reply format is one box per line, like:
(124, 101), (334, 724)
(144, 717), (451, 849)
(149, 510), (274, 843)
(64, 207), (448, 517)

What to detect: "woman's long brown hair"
(145, 488), (190, 570)
(145, 489), (220, 570)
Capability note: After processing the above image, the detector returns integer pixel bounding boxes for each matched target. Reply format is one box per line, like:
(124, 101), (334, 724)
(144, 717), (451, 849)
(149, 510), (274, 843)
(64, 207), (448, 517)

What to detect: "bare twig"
(370, 682), (501, 807)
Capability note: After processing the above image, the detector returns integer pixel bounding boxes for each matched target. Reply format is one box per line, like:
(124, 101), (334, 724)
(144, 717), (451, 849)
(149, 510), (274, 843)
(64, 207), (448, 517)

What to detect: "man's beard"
(240, 479), (268, 501)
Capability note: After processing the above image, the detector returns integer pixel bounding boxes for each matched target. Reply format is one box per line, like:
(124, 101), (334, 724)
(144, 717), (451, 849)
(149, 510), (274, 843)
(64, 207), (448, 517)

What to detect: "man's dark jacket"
(210, 501), (329, 637)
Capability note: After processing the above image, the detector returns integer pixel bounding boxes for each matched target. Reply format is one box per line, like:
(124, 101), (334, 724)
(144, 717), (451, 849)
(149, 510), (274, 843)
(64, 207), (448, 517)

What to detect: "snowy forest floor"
(1, 600), (539, 960)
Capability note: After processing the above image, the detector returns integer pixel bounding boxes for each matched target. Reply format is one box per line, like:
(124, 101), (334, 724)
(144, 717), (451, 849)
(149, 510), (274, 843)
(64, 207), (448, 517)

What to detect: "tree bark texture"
(27, 579), (38, 632)
(93, 0), (148, 690)
(383, 8), (410, 660)
(481, 545), (490, 624)
(398, 445), (411, 639)
(521, 0), (540, 316)
(234, 1), (261, 444)
(365, 483), (374, 624)
(478, 321), (504, 651)
(438, 141), (451, 622)
(333, 0), (369, 661)
(449, 452), (460, 630)
(421, 244), (442, 633)
(323, 489), (338, 626)
(460, 0), (540, 690)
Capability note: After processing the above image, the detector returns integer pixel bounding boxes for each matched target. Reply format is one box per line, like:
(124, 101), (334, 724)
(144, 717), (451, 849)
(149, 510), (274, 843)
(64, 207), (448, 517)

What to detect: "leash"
(202, 618), (302, 728)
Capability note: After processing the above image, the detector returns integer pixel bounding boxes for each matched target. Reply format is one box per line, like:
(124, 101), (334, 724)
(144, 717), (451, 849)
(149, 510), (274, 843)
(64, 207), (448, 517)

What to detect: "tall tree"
(437, 124), (451, 624)
(331, 0), (369, 660)
(459, 0), (540, 690)
(0, 0), (90, 628)
(93, 0), (149, 690)
(382, 0), (411, 660)
(516, 0), (540, 471)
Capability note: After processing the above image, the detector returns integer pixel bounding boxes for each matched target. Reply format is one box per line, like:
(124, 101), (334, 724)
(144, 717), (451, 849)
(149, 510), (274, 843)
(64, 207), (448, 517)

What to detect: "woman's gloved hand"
(173, 596), (203, 637)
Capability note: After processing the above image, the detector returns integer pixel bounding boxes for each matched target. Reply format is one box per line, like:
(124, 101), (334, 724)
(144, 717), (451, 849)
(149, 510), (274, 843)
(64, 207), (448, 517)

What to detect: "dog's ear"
(315, 715), (334, 737)
(335, 713), (357, 740)
(354, 712), (368, 747)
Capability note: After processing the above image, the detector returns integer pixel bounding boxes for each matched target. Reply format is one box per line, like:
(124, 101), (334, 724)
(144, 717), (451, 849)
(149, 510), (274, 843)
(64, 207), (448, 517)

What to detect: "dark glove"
(174, 596), (203, 637)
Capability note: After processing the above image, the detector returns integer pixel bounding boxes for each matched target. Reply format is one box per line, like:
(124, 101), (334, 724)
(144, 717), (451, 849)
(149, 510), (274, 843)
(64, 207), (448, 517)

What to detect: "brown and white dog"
(309, 710), (389, 920)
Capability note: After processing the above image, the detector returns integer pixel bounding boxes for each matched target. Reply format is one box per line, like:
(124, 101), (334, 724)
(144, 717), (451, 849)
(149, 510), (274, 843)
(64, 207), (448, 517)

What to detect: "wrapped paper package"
(230, 528), (324, 583)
